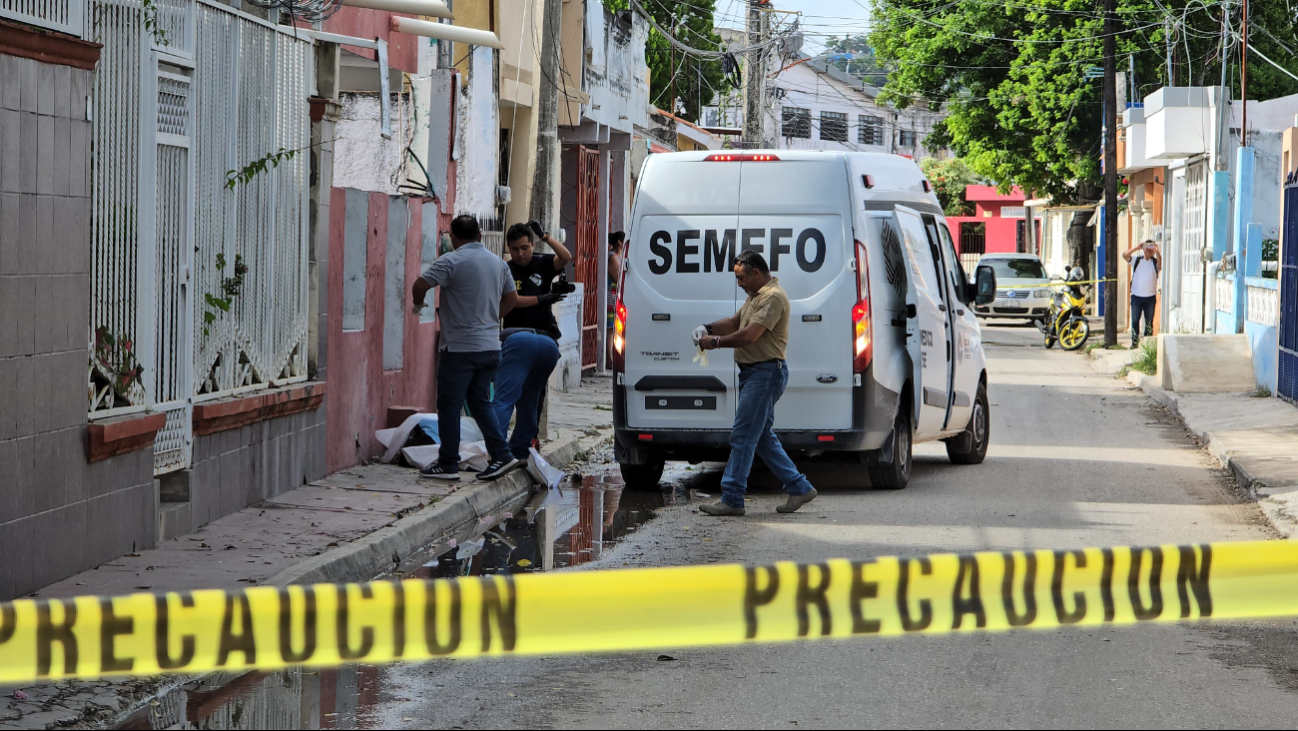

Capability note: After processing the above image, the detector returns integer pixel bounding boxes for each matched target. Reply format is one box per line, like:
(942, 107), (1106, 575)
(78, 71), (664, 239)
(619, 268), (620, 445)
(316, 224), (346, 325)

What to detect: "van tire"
(946, 382), (990, 465)
(619, 454), (666, 492)
(868, 408), (912, 490)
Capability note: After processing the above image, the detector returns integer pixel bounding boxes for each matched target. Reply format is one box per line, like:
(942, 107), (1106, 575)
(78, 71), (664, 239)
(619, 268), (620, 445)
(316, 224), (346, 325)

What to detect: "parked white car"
(971, 254), (1054, 320)
(610, 150), (998, 492)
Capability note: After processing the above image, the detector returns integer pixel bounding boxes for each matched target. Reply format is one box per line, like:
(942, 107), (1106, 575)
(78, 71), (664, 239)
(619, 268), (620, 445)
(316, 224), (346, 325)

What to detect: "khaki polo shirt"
(735, 278), (790, 364)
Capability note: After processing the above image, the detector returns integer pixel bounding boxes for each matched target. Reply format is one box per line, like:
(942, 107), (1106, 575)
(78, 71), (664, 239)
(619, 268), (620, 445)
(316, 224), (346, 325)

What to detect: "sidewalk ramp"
(1159, 334), (1256, 394)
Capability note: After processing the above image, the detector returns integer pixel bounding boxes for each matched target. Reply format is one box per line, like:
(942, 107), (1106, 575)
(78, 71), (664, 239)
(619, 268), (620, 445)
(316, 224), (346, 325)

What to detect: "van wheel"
(619, 454), (666, 492)
(946, 382), (990, 465)
(868, 408), (912, 490)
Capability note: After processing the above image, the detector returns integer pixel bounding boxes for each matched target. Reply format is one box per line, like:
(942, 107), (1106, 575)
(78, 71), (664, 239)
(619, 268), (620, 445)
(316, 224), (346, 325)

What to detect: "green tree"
(823, 33), (888, 87)
(867, 0), (1298, 204)
(605, 0), (728, 123)
(919, 157), (983, 216)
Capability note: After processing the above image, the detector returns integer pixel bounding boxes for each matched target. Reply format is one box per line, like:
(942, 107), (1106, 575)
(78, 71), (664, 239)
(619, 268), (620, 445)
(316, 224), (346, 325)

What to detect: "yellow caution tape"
(2, 539), (1296, 683)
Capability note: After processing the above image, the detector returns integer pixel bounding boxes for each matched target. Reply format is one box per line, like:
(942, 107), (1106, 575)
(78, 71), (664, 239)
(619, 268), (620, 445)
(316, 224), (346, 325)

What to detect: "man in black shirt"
(492, 221), (573, 462)
(503, 221), (573, 338)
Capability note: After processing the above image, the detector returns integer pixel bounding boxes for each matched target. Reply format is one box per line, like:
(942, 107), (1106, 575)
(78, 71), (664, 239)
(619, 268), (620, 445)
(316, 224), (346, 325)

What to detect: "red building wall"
(305, 9), (420, 73)
(326, 192), (441, 473)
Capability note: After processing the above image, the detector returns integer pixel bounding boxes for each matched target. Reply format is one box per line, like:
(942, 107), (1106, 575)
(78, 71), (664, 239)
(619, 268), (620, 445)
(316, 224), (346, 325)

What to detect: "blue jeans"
(492, 333), (561, 460)
(1131, 295), (1156, 345)
(437, 350), (511, 469)
(720, 360), (815, 509)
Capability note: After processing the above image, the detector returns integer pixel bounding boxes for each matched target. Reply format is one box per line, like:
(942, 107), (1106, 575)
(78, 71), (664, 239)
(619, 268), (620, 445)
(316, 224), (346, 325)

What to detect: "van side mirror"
(973, 265), (997, 306)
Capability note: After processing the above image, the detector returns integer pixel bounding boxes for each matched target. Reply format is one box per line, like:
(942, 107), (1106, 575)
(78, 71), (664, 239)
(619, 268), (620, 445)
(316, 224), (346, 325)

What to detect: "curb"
(1133, 375), (1262, 494)
(267, 436), (586, 586)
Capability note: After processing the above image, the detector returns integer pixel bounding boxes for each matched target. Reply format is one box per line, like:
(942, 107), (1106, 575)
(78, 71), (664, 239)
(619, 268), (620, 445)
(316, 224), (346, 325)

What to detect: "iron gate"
(1178, 161), (1208, 334)
(574, 147), (601, 370)
(1280, 182), (1298, 403)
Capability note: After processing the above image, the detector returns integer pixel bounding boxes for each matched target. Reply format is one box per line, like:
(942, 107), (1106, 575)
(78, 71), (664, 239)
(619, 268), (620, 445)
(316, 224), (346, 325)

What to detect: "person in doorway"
(607, 231), (626, 363)
(1123, 239), (1161, 349)
(693, 250), (817, 516)
(503, 220), (573, 339)
(411, 215), (524, 482)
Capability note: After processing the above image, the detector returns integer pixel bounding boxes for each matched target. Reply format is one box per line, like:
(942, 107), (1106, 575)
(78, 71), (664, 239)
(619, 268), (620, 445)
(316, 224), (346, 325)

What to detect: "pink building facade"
(946, 185), (1039, 267)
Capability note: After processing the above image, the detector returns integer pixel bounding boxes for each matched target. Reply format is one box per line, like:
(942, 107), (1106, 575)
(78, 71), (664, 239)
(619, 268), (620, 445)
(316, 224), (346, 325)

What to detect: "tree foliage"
(822, 33), (888, 87)
(919, 157), (983, 216)
(605, 0), (729, 122)
(868, 0), (1298, 204)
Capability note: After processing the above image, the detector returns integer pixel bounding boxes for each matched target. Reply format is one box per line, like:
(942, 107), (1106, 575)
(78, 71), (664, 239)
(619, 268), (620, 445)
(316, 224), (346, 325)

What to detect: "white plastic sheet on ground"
(374, 412), (489, 472)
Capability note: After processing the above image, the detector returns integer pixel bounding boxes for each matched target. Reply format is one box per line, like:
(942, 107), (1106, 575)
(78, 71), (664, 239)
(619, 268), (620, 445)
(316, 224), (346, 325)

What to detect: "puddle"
(116, 466), (712, 730)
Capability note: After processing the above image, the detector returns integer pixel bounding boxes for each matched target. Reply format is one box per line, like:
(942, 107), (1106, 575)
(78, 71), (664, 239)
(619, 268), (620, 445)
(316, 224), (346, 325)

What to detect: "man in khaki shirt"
(694, 250), (817, 515)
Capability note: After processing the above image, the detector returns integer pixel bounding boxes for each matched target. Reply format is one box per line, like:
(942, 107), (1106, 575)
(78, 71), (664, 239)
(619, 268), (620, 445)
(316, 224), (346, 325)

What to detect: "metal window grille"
(1280, 183), (1298, 403)
(2, 0), (83, 35)
(820, 111), (848, 142)
(781, 107), (810, 139)
(153, 0), (194, 57)
(899, 130), (918, 147)
(192, 2), (311, 398)
(88, 0), (147, 414)
(858, 115), (882, 145)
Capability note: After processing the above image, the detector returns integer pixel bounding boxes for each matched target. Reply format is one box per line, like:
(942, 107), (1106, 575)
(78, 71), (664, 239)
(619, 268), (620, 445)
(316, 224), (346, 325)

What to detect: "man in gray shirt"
(412, 215), (523, 482)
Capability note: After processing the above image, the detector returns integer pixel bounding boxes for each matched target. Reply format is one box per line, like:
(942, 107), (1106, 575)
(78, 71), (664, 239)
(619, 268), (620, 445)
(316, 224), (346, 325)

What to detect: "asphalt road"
(365, 322), (1298, 729)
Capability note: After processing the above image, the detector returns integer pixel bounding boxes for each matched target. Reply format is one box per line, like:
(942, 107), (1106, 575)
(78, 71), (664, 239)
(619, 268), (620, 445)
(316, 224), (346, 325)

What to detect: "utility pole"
(742, 0), (765, 149)
(1165, 18), (1173, 85)
(670, 13), (677, 116)
(1102, 0), (1119, 347)
(529, 0), (562, 230)
(1241, 0), (1249, 146)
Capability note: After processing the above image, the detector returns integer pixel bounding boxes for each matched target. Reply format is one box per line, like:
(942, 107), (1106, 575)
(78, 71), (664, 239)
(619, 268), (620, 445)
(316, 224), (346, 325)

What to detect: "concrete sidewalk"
(1085, 341), (1298, 536)
(0, 376), (614, 729)
(1126, 372), (1298, 536)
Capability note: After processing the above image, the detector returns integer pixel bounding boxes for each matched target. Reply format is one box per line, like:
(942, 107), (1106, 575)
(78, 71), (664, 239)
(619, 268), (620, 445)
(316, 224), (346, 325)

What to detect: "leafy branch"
(141, 0), (169, 47)
(225, 138), (336, 190)
(93, 327), (145, 395)
(203, 253), (249, 336)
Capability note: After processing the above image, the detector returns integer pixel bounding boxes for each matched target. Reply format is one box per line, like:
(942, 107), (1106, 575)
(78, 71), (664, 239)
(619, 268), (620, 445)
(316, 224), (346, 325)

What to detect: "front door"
(894, 207), (951, 438)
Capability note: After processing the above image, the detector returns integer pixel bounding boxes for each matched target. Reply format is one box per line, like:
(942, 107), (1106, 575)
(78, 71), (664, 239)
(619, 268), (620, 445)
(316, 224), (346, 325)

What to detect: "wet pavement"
(112, 458), (713, 730)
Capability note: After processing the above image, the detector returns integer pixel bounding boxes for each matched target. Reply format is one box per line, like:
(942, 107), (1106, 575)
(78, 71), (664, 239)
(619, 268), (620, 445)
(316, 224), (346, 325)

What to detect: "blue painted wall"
(1246, 277), (1279, 393)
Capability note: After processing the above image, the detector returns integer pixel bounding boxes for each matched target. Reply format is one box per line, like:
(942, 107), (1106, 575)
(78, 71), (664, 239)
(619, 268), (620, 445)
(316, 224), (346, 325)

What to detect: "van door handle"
(938, 304), (947, 312)
(956, 309), (965, 316)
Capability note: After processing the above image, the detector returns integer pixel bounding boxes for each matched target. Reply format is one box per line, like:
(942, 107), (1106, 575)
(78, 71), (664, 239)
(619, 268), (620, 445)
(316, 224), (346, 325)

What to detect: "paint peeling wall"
(582, 5), (648, 135)
(332, 92), (424, 196)
(454, 46), (501, 227)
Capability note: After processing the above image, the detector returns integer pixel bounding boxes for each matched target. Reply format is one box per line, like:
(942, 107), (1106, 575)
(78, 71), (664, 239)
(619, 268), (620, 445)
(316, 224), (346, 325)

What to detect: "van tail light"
(852, 240), (873, 374)
(703, 153), (780, 162)
(612, 297), (627, 372)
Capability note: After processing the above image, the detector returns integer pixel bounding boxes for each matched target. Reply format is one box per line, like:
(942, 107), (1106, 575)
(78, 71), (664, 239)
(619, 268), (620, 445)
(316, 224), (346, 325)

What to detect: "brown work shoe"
(776, 488), (818, 513)
(699, 501), (745, 516)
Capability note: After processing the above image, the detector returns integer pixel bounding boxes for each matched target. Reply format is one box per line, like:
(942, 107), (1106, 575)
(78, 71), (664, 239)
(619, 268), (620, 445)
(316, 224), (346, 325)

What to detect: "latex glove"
(692, 344), (709, 368)
(691, 325), (709, 345)
(528, 220), (546, 241)
(536, 293), (566, 306)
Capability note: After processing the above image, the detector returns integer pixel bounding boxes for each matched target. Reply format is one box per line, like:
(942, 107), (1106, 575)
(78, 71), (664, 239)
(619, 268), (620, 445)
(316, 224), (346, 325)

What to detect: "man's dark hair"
(735, 249), (770, 275)
(450, 214), (481, 241)
(506, 222), (534, 244)
(608, 231), (626, 250)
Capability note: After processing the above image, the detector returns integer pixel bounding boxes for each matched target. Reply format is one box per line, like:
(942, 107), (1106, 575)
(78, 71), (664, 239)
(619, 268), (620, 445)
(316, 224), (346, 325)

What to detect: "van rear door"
(623, 157), (739, 431)
(894, 206), (953, 438)
(737, 158), (855, 430)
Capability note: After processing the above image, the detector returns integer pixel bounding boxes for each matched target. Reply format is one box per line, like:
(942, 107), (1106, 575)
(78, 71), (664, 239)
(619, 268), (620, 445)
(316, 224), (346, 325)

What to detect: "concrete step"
(157, 501), (191, 542)
(1158, 334), (1256, 394)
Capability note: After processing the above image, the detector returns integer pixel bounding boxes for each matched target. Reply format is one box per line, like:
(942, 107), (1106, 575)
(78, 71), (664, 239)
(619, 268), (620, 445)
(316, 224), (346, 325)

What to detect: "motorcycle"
(1035, 280), (1091, 351)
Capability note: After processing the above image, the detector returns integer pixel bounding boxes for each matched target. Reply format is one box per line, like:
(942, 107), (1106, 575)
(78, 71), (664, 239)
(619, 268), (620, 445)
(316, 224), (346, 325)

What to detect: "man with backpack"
(1123, 239), (1161, 349)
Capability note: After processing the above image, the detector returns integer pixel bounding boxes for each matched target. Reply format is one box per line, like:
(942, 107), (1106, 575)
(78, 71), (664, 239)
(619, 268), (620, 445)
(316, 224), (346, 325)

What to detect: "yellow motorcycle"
(1036, 268), (1091, 351)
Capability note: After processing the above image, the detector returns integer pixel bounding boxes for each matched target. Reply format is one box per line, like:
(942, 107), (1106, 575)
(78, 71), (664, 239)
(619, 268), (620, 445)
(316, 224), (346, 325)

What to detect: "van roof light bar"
(703, 153), (781, 162)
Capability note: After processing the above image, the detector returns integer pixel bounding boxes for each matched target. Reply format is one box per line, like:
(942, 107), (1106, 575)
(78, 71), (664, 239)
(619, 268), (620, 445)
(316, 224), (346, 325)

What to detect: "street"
(358, 323), (1296, 729)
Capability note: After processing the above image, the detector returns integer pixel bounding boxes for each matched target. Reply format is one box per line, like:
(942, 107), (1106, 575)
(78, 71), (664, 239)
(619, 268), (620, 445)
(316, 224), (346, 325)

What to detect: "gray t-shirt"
(420, 242), (516, 352)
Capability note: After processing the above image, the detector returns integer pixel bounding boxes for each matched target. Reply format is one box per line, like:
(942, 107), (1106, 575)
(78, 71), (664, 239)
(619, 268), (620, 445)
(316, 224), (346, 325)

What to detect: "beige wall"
(558, 0), (585, 127)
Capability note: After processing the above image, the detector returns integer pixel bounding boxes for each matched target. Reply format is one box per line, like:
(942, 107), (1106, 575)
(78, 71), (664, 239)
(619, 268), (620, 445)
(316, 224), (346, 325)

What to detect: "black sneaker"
(419, 464), (460, 481)
(476, 457), (524, 481)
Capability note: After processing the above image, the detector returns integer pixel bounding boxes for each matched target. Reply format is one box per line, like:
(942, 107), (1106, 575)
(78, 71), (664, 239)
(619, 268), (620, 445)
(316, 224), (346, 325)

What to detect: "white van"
(610, 151), (997, 491)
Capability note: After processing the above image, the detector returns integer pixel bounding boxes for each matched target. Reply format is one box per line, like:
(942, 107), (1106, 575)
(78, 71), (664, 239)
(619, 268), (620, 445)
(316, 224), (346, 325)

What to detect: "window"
(898, 130), (918, 148)
(782, 107), (811, 139)
(820, 111), (848, 142)
(987, 258), (1048, 280)
(858, 115), (883, 145)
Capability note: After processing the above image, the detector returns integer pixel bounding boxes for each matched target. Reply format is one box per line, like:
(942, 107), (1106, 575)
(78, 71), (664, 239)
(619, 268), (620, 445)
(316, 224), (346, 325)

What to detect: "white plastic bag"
(526, 447), (564, 489)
